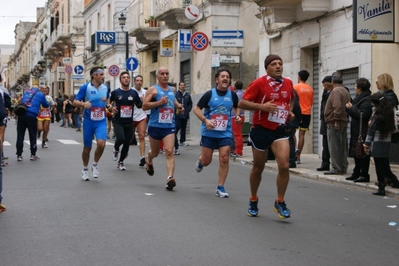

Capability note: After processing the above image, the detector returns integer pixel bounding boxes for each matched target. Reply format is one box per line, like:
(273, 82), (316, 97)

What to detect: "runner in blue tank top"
(193, 68), (240, 198)
(73, 66), (111, 181)
(142, 67), (184, 191)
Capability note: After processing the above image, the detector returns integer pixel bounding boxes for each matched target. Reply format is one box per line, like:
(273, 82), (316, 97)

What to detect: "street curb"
(230, 157), (399, 198)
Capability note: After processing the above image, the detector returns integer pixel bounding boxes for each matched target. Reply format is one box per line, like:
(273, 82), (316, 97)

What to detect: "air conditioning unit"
(57, 66), (65, 81)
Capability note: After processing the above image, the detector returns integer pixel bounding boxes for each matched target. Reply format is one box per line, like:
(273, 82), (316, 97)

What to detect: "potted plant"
(145, 16), (157, 27)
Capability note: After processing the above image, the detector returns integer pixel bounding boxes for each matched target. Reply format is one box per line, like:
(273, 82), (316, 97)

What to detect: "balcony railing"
(154, 0), (192, 14)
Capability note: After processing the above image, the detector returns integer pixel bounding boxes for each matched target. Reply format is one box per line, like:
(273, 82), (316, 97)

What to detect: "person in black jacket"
(375, 73), (399, 188)
(173, 81), (192, 154)
(345, 78), (372, 182)
(316, 76), (333, 171)
(288, 89), (302, 168)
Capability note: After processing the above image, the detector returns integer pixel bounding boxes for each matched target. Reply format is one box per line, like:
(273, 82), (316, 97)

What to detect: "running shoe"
(112, 149), (119, 161)
(166, 176), (176, 191)
(30, 155), (40, 161)
(0, 203), (6, 212)
(273, 201), (291, 219)
(91, 164), (99, 178)
(195, 160), (203, 172)
(215, 186), (229, 198)
(81, 170), (89, 181)
(247, 199), (259, 217)
(17, 156), (23, 161)
(139, 157), (145, 167)
(174, 149), (180, 155)
(42, 142), (48, 148)
(179, 142), (189, 146)
(117, 162), (126, 171)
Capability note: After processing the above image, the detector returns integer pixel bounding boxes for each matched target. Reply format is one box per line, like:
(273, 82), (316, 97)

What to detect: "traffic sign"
(190, 32), (209, 51)
(178, 29), (192, 52)
(65, 64), (73, 74)
(185, 5), (200, 20)
(212, 30), (244, 39)
(126, 57), (138, 71)
(108, 64), (120, 77)
(74, 65), (84, 74)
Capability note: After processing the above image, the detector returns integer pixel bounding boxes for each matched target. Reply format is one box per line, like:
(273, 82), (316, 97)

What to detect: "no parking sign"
(108, 64), (120, 77)
(190, 32), (209, 51)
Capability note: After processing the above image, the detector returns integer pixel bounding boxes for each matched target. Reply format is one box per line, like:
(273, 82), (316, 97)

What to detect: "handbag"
(14, 91), (37, 116)
(355, 112), (367, 158)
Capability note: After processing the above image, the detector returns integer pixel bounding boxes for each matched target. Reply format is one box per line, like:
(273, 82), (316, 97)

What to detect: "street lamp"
(118, 13), (129, 63)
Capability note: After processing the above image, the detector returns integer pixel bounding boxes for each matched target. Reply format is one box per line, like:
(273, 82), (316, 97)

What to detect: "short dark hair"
(134, 75), (143, 81)
(234, 80), (243, 90)
(298, 70), (309, 82)
(215, 68), (232, 79)
(355, 78), (371, 92)
(332, 74), (343, 84)
(179, 81), (185, 86)
(119, 71), (130, 81)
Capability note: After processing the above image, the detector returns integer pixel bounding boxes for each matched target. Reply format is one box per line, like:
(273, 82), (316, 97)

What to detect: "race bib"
(158, 108), (174, 123)
(39, 109), (50, 117)
(268, 106), (289, 124)
(120, 105), (133, 118)
(90, 107), (105, 121)
(211, 114), (228, 131)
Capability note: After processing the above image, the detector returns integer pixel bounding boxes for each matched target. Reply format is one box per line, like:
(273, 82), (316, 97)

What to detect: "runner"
(37, 85), (55, 148)
(110, 71), (142, 170)
(142, 67), (184, 190)
(73, 66), (111, 181)
(238, 54), (295, 218)
(193, 68), (240, 198)
(132, 75), (148, 167)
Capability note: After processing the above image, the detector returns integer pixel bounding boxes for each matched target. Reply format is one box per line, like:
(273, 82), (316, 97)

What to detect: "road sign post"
(126, 57), (138, 71)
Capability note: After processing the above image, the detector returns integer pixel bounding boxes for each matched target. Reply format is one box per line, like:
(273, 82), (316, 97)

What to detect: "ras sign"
(96, 31), (116, 45)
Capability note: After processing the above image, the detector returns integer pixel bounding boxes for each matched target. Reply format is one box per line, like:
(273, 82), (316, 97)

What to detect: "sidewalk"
(231, 146), (399, 197)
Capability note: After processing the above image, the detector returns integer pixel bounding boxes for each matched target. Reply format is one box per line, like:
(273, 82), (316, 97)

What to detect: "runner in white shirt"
(132, 75), (149, 167)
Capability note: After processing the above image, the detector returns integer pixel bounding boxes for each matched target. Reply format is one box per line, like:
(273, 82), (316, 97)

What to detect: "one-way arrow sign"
(212, 30), (244, 39)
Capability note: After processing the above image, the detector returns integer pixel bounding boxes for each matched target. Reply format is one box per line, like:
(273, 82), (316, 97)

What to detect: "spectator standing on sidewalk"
(293, 70), (314, 164)
(364, 92), (397, 196)
(375, 73), (399, 188)
(193, 68), (240, 198)
(238, 54), (295, 219)
(345, 78), (372, 183)
(316, 76), (333, 171)
(174, 81), (193, 154)
(323, 75), (351, 175)
(231, 80), (245, 157)
(73, 66), (111, 181)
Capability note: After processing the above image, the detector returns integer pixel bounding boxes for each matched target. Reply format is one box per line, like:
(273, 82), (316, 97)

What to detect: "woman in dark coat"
(376, 73), (399, 188)
(345, 78), (372, 182)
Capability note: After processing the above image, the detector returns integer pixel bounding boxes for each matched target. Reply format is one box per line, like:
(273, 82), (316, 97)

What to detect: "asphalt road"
(0, 119), (398, 266)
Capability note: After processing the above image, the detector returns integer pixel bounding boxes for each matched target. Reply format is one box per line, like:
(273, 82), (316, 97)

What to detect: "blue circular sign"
(126, 57), (138, 71)
(74, 65), (84, 74)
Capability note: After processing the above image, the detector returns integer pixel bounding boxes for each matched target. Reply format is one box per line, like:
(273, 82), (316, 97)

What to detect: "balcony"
(128, 1), (160, 44)
(154, 0), (197, 30)
(255, 0), (329, 23)
(44, 24), (71, 59)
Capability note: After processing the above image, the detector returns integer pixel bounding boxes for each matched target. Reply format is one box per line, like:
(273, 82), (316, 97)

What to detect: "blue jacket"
(21, 87), (49, 117)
